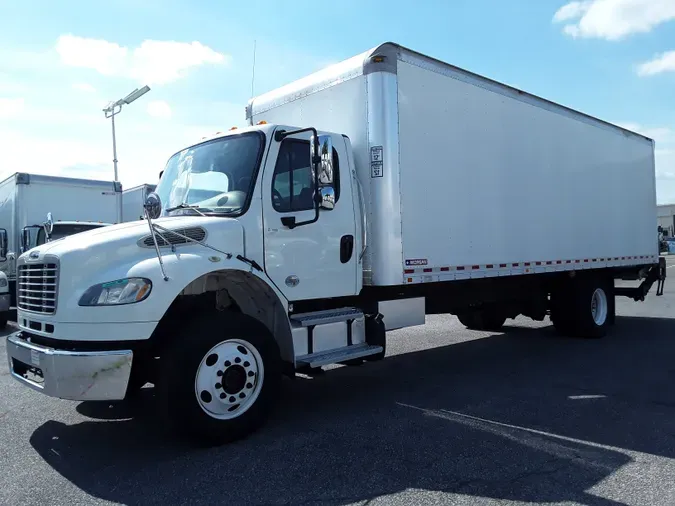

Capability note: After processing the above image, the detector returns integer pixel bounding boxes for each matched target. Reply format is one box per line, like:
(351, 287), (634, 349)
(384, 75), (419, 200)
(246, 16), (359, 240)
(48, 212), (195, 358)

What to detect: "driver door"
(262, 130), (357, 302)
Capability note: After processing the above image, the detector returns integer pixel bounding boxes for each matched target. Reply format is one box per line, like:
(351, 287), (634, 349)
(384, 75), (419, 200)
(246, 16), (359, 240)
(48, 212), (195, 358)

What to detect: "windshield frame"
(157, 130), (267, 218)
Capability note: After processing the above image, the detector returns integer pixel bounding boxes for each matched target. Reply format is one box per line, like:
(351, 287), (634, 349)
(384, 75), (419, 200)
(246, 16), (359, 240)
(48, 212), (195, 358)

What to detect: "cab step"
(296, 343), (383, 368)
(291, 307), (363, 327)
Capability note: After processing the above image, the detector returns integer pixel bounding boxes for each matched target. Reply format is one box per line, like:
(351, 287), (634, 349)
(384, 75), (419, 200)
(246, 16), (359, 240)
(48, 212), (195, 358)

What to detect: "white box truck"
(6, 43), (665, 446)
(122, 183), (156, 222)
(0, 172), (121, 304)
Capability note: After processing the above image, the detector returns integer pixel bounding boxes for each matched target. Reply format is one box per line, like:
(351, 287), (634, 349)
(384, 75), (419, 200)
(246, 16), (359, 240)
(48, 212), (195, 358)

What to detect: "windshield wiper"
(165, 203), (206, 216)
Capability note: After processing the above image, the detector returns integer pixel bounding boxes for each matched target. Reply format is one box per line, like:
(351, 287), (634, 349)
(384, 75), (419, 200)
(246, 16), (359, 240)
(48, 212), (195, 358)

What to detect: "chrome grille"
(141, 227), (206, 248)
(18, 262), (58, 314)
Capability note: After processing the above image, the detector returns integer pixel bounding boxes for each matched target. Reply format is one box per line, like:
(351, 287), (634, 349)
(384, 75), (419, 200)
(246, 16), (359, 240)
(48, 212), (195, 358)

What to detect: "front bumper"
(6, 332), (133, 401)
(0, 293), (10, 312)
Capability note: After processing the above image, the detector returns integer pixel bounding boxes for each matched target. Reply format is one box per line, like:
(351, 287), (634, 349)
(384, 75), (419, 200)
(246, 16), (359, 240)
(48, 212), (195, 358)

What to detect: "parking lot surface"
(2, 257), (675, 506)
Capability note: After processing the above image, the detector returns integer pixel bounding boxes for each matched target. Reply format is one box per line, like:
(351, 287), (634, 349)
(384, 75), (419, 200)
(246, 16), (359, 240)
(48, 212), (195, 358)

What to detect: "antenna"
(251, 39), (257, 98)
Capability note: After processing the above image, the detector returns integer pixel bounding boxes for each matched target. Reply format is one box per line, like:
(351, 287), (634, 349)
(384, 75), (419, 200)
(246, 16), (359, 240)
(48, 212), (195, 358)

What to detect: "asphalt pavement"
(2, 258), (675, 505)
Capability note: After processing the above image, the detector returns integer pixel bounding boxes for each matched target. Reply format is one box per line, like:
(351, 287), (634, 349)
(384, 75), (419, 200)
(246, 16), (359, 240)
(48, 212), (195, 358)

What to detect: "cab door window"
(272, 139), (315, 212)
(272, 138), (340, 212)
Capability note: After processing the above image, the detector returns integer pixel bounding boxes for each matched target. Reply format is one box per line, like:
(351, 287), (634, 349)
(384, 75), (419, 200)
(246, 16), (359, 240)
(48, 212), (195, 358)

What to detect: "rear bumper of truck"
(5, 331), (133, 401)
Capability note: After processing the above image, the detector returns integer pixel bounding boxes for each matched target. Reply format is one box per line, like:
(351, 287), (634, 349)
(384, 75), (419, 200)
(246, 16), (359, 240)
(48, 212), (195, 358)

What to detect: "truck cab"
(6, 122), (382, 446)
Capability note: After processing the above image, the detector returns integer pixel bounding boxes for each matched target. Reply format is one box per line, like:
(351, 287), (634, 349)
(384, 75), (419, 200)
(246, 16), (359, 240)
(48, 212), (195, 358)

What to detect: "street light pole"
(103, 85), (150, 222)
(108, 104), (120, 182)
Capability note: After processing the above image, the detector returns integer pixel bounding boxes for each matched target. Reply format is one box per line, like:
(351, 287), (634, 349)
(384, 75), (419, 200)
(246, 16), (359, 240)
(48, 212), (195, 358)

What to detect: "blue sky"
(1, 0), (674, 201)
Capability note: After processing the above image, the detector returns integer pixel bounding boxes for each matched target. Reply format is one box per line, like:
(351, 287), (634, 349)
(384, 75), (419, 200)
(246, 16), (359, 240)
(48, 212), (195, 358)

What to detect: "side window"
(272, 139), (341, 212)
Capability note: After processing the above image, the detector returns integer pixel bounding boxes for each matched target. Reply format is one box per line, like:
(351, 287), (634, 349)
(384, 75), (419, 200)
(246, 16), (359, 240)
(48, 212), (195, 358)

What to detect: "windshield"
(155, 132), (264, 217)
(37, 223), (105, 245)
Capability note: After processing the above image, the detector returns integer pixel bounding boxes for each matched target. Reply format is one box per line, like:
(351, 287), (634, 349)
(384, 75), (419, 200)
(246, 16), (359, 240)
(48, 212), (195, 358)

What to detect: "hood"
(21, 215), (241, 260)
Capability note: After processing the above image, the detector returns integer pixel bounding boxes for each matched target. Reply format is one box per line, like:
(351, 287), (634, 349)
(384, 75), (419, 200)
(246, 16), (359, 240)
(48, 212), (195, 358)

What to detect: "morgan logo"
(405, 259), (428, 266)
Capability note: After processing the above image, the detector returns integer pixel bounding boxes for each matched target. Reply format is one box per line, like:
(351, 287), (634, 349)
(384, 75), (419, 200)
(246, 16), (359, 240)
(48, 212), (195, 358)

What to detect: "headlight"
(79, 278), (152, 306)
(0, 278), (7, 288)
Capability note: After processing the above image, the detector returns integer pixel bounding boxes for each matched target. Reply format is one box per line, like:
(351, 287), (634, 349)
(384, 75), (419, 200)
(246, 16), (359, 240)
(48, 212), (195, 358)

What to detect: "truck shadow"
(29, 315), (675, 506)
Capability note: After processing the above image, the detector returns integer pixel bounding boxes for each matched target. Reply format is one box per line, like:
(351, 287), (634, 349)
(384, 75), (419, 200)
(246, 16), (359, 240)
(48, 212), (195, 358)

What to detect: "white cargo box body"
(248, 43), (658, 287)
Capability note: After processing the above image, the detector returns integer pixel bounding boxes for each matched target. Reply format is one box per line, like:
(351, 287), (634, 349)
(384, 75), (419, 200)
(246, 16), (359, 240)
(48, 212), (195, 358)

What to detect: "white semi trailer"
(6, 43), (665, 446)
(0, 172), (121, 305)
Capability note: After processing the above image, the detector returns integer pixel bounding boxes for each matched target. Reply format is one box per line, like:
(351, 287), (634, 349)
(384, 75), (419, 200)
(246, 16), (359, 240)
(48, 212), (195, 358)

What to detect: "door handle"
(340, 235), (354, 263)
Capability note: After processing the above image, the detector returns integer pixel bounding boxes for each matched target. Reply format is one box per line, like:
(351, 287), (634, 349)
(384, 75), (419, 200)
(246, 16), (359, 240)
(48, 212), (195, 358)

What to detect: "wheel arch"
(153, 267), (294, 364)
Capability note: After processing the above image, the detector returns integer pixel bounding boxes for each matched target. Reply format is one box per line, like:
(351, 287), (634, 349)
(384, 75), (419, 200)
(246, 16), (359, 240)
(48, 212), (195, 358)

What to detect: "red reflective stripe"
(457, 266), (465, 271)
(423, 268), (432, 273)
(440, 267), (449, 272)
(512, 263), (519, 267)
(535, 261), (542, 266)
(404, 269), (414, 274)
(471, 265), (480, 270)
(499, 264), (507, 268)
(486, 264), (493, 268)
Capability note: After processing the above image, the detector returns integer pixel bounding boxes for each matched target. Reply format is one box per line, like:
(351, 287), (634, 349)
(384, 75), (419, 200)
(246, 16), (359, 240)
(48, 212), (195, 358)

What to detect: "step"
(291, 307), (363, 327)
(296, 343), (383, 368)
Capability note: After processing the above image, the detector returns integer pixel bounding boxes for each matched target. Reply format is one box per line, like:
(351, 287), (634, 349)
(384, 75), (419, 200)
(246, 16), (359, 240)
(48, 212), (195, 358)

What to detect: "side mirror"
(319, 186), (335, 210)
(309, 133), (335, 211)
(21, 228), (31, 252)
(44, 212), (54, 239)
(316, 135), (334, 186)
(144, 192), (162, 219)
(0, 229), (7, 261)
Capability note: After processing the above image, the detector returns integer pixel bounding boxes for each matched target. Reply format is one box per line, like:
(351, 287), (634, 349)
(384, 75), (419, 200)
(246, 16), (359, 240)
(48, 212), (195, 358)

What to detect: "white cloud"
(56, 35), (127, 75)
(72, 82), (96, 93)
(55, 34), (230, 86)
(0, 97), (24, 119)
(553, 1), (591, 22)
(553, 0), (675, 41)
(147, 100), (172, 119)
(637, 50), (675, 76)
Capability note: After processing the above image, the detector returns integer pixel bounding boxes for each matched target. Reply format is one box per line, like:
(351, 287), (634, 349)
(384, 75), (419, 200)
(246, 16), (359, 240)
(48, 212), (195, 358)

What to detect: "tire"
(457, 309), (506, 331)
(551, 276), (612, 338)
(157, 312), (281, 446)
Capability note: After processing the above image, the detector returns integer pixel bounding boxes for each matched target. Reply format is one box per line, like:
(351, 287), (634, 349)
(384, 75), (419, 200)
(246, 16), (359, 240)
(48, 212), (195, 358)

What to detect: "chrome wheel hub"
(195, 339), (264, 420)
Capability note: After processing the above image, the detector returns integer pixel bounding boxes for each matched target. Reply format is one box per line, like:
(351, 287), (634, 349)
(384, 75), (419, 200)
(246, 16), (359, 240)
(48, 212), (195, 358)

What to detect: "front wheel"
(157, 312), (281, 446)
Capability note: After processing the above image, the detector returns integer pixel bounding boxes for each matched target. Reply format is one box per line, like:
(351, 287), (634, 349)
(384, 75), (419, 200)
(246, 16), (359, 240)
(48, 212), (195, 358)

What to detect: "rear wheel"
(157, 312), (281, 446)
(457, 308), (506, 331)
(551, 276), (612, 338)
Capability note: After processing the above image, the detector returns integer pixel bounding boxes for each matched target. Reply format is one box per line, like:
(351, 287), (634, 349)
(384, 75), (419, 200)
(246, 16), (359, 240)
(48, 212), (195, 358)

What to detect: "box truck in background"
(123, 183), (157, 222)
(0, 172), (121, 304)
(6, 42), (665, 446)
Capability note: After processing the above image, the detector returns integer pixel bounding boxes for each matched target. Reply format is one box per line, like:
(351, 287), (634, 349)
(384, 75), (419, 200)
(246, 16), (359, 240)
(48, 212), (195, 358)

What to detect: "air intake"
(141, 227), (207, 248)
